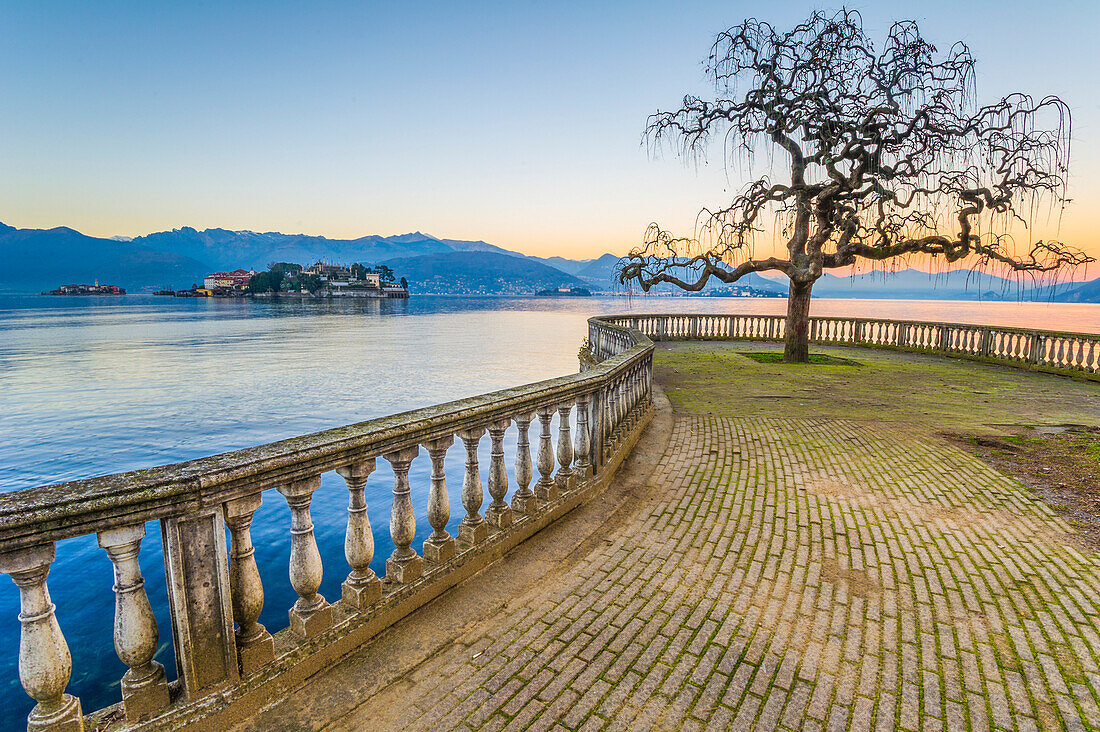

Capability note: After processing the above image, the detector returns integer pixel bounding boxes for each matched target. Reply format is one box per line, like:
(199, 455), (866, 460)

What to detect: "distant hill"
(383, 251), (585, 295)
(808, 268), (1030, 300)
(0, 222), (208, 291)
(578, 253), (787, 294)
(528, 256), (594, 276)
(130, 228), (465, 271)
(4, 218), (1097, 301)
(1057, 277), (1100, 303)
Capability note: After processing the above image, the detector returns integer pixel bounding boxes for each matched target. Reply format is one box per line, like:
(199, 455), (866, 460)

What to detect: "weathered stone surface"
(288, 602), (335, 639)
(457, 521), (489, 548)
(0, 543), (85, 732)
(161, 508), (239, 699)
(336, 461), (382, 611)
(98, 523), (170, 721)
(385, 448), (423, 586)
(485, 420), (514, 529)
(423, 438), (456, 567)
(422, 537), (456, 565)
(278, 477), (334, 639)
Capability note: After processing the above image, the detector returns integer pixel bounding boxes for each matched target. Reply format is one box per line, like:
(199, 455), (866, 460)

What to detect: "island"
(42, 282), (126, 295)
(175, 262), (409, 299)
(537, 286), (592, 297)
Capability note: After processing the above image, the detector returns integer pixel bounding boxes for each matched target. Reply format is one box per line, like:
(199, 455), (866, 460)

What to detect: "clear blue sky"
(1, 1), (1096, 259)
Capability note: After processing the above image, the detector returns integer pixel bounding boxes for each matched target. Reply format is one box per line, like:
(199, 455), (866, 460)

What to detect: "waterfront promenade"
(255, 341), (1100, 731)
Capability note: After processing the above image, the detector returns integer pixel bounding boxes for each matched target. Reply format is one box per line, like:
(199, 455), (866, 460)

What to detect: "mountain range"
(0, 221), (1097, 302)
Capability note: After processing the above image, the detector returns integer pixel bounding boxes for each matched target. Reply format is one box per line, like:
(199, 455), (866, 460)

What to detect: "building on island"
(302, 262), (351, 280)
(203, 269), (257, 291)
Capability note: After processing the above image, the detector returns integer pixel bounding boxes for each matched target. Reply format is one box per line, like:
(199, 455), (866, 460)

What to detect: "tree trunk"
(784, 279), (813, 363)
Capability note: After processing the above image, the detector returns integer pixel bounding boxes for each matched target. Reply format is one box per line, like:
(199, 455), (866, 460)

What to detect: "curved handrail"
(600, 313), (1100, 380)
(0, 318), (653, 549)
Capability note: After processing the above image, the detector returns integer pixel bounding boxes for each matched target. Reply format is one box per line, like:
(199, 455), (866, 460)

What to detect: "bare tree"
(619, 10), (1091, 362)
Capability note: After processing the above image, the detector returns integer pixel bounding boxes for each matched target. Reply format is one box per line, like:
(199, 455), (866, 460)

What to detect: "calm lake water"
(0, 293), (1097, 723)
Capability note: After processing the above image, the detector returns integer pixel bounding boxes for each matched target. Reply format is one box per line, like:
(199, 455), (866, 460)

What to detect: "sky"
(1, 1), (1098, 263)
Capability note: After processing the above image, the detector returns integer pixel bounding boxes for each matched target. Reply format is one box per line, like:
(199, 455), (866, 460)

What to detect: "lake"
(0, 293), (1097, 724)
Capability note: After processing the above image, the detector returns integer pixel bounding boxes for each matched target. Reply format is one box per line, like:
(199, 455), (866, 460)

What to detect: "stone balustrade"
(600, 313), (1100, 380)
(0, 316), (655, 730)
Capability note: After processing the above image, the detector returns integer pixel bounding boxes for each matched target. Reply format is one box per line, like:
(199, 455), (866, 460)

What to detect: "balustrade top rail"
(604, 313), (1100, 378)
(0, 319), (652, 551)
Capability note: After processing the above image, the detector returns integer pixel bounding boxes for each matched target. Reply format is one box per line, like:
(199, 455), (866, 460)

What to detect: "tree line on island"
(246, 261), (407, 294)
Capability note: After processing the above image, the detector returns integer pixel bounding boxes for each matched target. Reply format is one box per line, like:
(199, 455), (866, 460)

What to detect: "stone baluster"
(535, 407), (559, 501)
(97, 524), (170, 721)
(573, 394), (591, 479)
(594, 388), (605, 468)
(555, 404), (575, 491)
(224, 494), (275, 674)
(601, 386), (613, 457)
(628, 372), (636, 412)
(625, 374), (634, 421)
(423, 437), (457, 563)
(0, 544), (83, 731)
(511, 413), (537, 514)
(277, 476), (333, 637)
(607, 379), (620, 437)
(457, 428), (489, 546)
(384, 447), (422, 583)
(486, 420), (514, 528)
(336, 460), (383, 607)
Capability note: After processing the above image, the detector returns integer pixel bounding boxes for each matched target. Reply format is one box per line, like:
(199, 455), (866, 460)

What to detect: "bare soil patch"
(948, 425), (1100, 549)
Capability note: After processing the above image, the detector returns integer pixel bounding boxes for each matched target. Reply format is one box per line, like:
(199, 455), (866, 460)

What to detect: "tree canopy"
(618, 10), (1091, 361)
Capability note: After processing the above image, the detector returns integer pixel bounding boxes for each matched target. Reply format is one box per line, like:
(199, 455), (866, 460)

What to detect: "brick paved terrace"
(251, 342), (1100, 731)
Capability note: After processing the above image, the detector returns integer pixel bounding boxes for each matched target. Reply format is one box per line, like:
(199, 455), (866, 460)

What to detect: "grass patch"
(740, 352), (861, 366)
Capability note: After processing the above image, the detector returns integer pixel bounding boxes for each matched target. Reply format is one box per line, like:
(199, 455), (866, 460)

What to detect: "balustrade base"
(288, 602), (333, 639)
(536, 481), (560, 502)
(511, 494), (538, 516)
(554, 472), (576, 492)
(458, 521), (488, 547)
(385, 555), (423, 584)
(423, 537), (456, 564)
(121, 662), (170, 722)
(486, 505), (513, 529)
(28, 694), (83, 732)
(237, 631), (276, 675)
(342, 575), (383, 608)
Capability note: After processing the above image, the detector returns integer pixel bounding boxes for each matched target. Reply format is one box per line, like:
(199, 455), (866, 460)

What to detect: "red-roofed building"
(203, 269), (257, 290)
